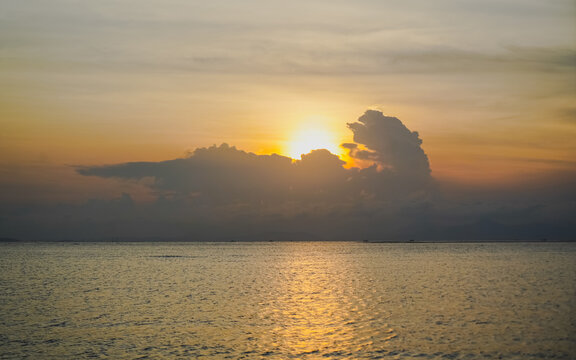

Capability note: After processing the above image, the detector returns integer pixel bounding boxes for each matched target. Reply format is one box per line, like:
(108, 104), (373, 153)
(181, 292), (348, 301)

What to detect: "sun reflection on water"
(256, 242), (396, 356)
(1, 243), (573, 358)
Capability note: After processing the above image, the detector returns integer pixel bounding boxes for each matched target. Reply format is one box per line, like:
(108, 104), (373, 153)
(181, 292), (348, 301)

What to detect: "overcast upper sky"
(0, 0), (574, 240)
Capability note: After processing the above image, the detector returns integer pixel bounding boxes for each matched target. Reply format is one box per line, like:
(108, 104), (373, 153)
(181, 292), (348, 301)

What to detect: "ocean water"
(0, 242), (574, 359)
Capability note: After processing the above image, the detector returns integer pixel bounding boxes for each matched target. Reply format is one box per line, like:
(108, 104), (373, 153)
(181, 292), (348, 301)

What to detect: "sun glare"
(286, 128), (341, 159)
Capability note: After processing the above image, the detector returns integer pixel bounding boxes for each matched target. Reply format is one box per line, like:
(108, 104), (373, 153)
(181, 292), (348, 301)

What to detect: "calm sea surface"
(0, 242), (574, 359)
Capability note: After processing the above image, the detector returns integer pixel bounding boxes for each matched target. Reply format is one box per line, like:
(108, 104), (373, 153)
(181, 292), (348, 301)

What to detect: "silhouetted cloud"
(1, 110), (574, 241)
(78, 144), (294, 203)
(77, 111), (434, 206)
(345, 110), (431, 179)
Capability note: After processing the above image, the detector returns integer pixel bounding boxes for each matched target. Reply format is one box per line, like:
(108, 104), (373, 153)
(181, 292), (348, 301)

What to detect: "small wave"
(148, 255), (197, 258)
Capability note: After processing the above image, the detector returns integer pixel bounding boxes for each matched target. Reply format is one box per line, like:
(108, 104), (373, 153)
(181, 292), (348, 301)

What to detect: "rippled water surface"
(1, 242), (575, 359)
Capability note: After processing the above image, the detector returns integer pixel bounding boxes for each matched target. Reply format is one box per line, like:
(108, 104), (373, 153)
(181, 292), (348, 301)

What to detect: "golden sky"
(1, 0), (575, 206)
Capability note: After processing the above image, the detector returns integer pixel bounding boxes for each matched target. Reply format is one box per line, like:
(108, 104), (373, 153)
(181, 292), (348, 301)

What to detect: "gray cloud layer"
(2, 110), (574, 241)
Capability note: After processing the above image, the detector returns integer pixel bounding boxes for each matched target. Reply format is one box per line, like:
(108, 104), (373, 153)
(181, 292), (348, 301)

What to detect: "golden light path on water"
(256, 243), (396, 356)
(0, 242), (574, 359)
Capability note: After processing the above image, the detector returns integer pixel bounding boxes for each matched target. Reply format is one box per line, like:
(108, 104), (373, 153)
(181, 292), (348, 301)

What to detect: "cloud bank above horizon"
(77, 110), (433, 203)
(1, 110), (573, 242)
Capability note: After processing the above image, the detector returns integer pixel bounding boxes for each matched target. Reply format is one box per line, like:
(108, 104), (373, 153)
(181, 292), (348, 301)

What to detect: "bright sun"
(286, 128), (341, 159)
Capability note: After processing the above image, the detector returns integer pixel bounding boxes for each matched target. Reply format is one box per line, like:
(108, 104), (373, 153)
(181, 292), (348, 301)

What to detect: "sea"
(0, 242), (574, 359)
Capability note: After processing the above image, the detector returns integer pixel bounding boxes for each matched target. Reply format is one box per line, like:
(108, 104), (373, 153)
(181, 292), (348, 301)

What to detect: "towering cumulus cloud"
(344, 110), (431, 178)
(4, 110), (572, 241)
(77, 111), (431, 205)
(66, 110), (437, 240)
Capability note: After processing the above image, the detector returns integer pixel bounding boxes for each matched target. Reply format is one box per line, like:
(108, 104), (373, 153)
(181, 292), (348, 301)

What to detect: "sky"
(0, 0), (575, 240)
